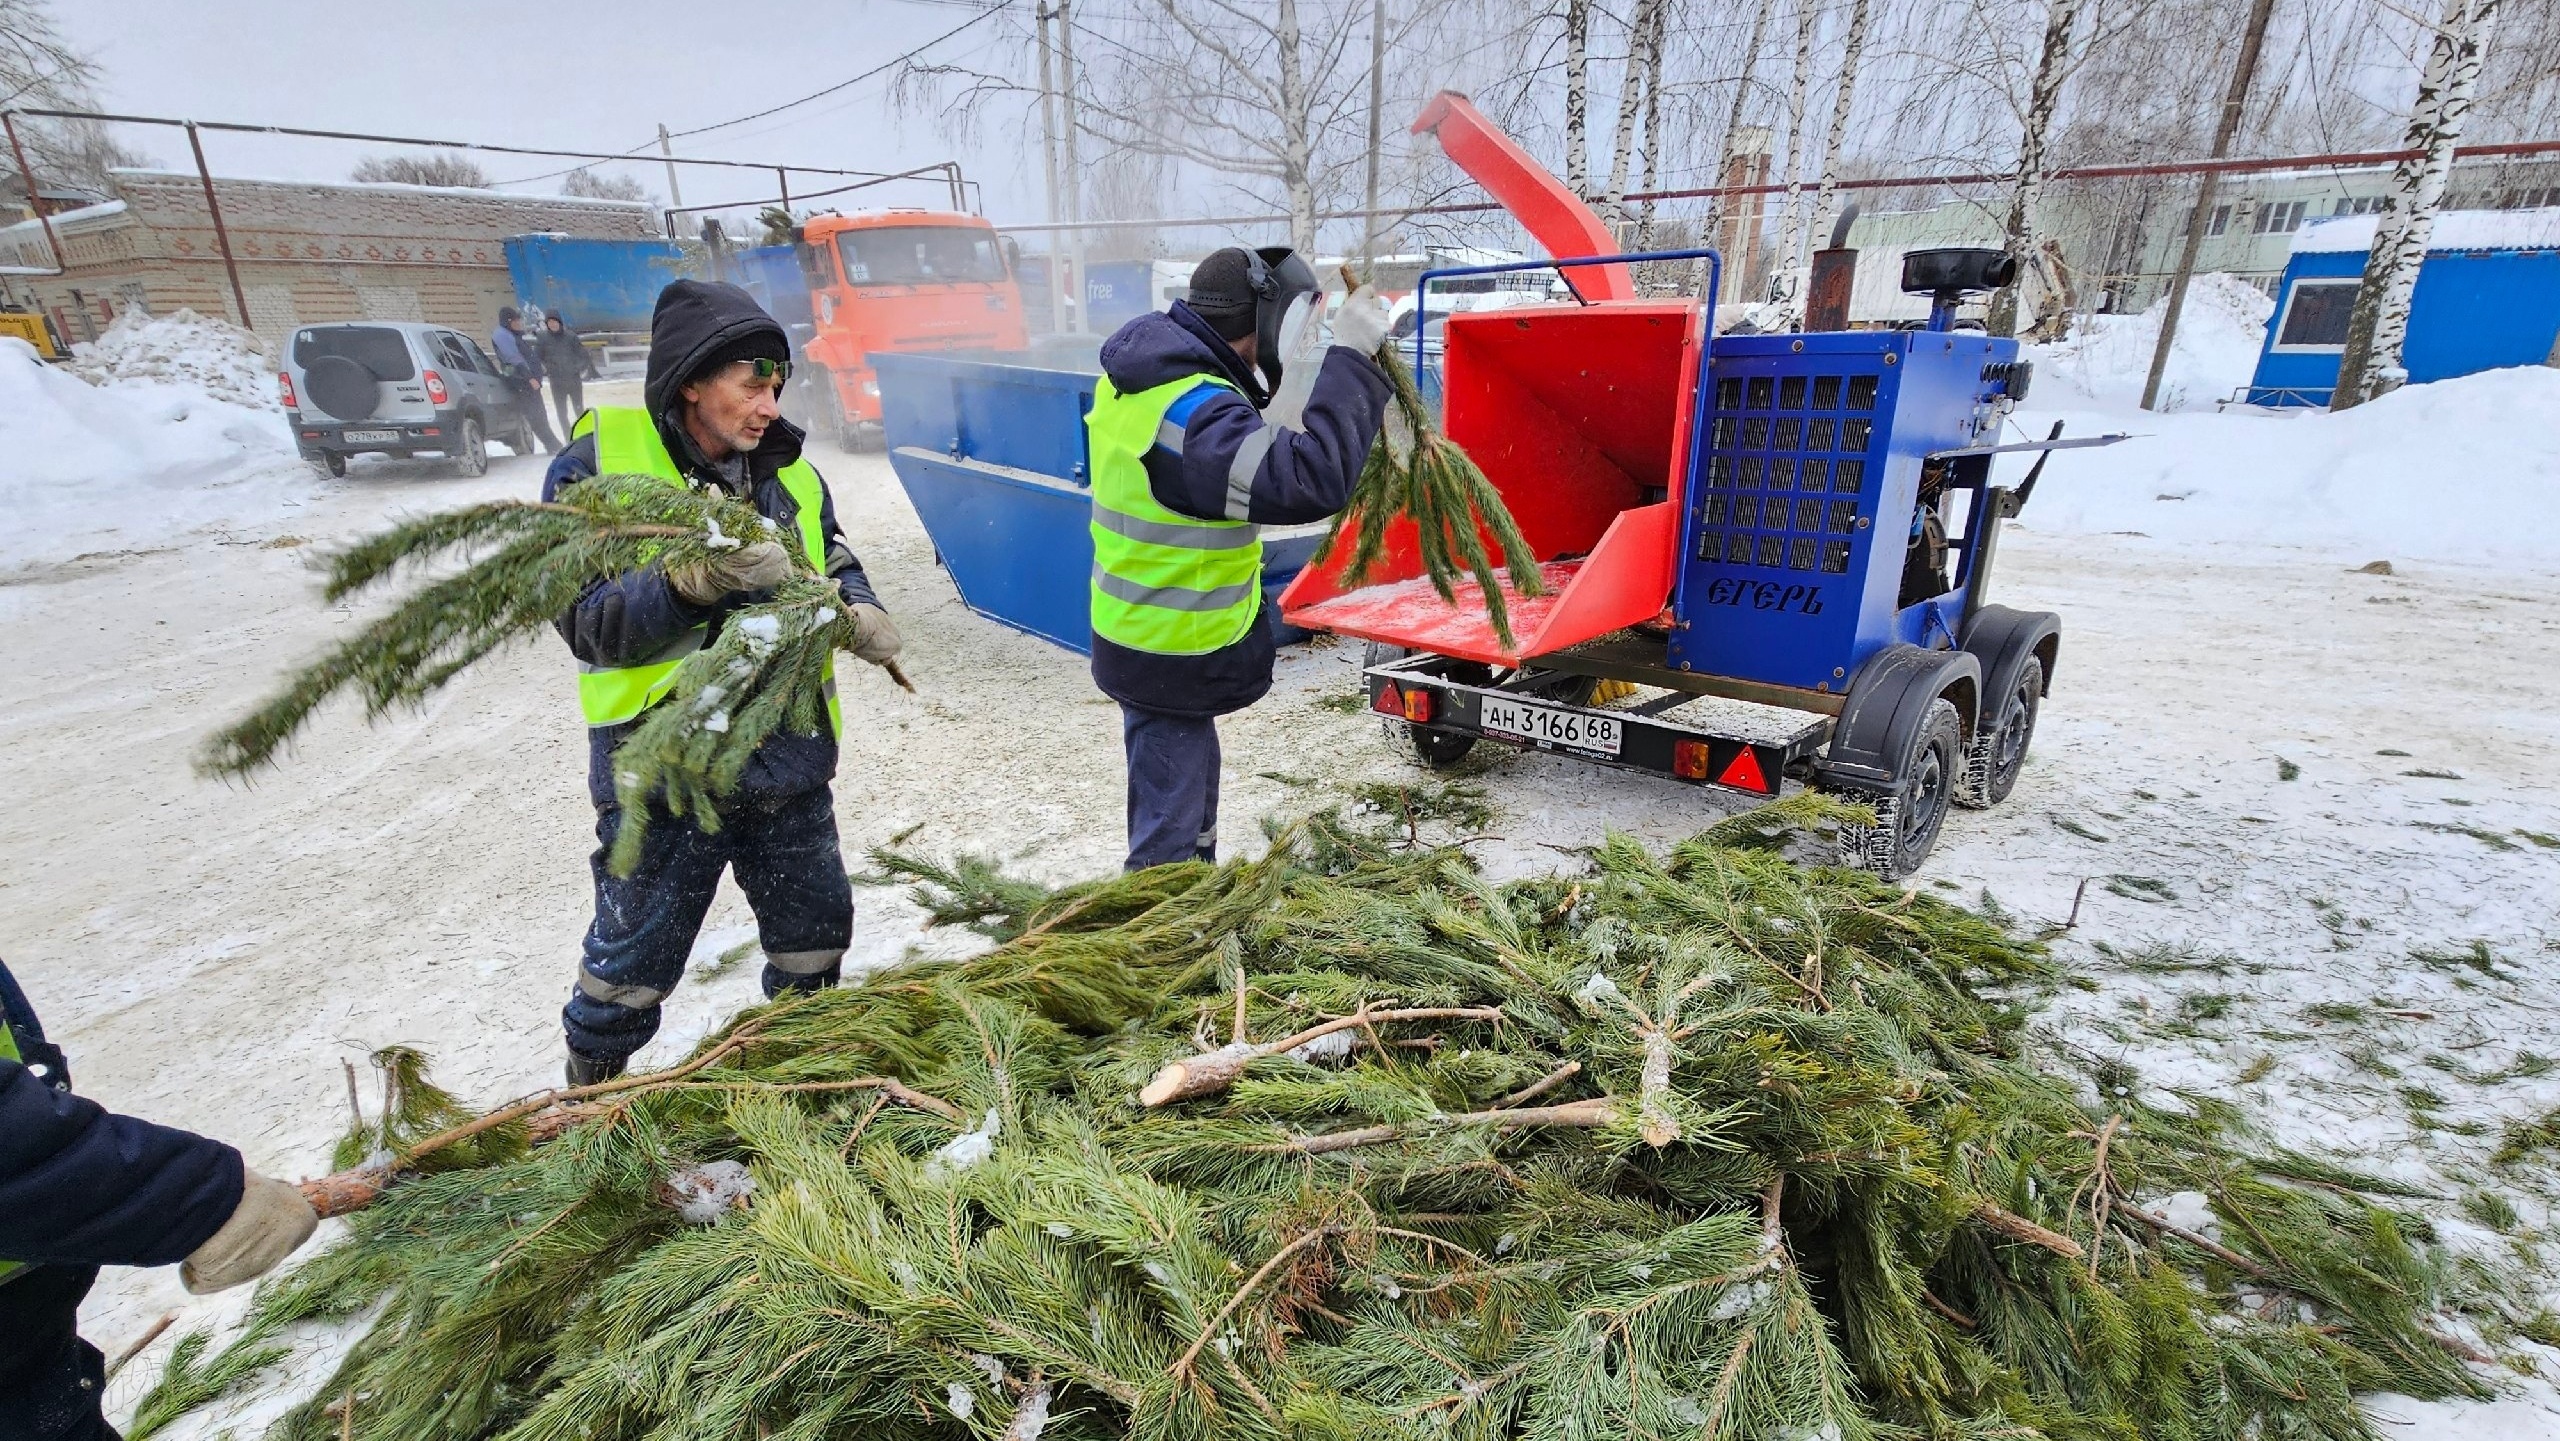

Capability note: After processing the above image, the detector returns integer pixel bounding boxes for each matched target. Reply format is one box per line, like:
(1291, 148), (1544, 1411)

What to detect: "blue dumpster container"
(873, 352), (1322, 654)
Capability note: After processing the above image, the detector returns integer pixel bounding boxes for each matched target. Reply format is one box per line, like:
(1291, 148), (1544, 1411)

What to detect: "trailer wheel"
(1957, 655), (2042, 809)
(1410, 726), (1477, 769)
(1834, 698), (1962, 878)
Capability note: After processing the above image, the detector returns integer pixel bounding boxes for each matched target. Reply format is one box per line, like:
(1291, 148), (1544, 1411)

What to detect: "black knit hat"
(1184, 247), (1259, 340)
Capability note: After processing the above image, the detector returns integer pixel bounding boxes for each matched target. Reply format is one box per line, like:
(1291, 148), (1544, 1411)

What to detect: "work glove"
(668, 540), (793, 605)
(845, 602), (903, 665)
(1329, 284), (1391, 359)
(181, 1170), (320, 1294)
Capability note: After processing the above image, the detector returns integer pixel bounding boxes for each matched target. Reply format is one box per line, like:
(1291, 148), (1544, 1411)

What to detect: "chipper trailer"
(1281, 94), (2124, 878)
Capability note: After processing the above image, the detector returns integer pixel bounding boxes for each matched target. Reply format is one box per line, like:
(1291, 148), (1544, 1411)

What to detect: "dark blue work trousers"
(563, 786), (854, 1063)
(0, 1264), (118, 1441)
(1121, 705), (1222, 870)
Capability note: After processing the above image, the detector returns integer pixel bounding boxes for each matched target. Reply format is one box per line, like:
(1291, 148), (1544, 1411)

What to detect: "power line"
(665, 4), (1012, 142)
(490, 4), (1012, 188)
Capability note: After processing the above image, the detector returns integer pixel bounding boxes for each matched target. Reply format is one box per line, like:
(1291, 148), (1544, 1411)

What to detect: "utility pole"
(1058, 0), (1086, 334)
(2140, 0), (2276, 411)
(1362, 0), (1386, 267)
(657, 124), (686, 211)
(1035, 4), (1067, 333)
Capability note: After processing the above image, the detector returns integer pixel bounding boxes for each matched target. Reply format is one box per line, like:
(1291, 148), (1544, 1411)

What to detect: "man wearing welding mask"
(1085, 245), (1393, 870)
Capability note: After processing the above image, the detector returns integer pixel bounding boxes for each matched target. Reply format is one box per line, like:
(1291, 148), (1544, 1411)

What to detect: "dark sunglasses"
(730, 356), (794, 385)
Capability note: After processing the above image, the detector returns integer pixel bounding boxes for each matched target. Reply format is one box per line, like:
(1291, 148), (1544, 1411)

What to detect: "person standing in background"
(492, 306), (562, 455)
(537, 313), (603, 437)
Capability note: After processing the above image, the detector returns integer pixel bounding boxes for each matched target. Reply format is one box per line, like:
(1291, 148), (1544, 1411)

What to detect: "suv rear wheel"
(314, 451), (347, 478)
(449, 416), (488, 478)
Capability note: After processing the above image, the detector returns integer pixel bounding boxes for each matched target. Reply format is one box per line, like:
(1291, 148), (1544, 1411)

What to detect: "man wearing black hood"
(1085, 246), (1391, 870)
(541, 279), (901, 1085)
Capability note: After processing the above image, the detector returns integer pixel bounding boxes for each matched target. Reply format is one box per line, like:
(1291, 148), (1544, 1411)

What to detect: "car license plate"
(1479, 695), (1622, 756)
(342, 429), (398, 443)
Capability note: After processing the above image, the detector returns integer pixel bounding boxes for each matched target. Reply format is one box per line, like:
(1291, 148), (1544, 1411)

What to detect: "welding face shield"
(1245, 246), (1320, 394)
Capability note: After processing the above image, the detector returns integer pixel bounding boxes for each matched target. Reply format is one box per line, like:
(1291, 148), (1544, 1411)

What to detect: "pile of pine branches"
(153, 803), (2488, 1440)
(198, 475), (905, 872)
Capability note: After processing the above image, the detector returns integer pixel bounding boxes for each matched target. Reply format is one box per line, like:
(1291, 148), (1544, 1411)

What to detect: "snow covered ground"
(2, 317), (2557, 1433)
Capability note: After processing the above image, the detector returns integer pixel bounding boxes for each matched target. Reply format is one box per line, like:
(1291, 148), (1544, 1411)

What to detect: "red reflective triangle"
(1715, 746), (1771, 793)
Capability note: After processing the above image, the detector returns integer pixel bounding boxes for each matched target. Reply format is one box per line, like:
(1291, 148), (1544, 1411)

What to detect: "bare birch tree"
(2333, 0), (2502, 409)
(1806, 0), (1875, 272)
(1563, 0), (1592, 197)
(1768, 0), (1822, 312)
(1984, 0), (2085, 336)
(1605, 0), (1669, 222)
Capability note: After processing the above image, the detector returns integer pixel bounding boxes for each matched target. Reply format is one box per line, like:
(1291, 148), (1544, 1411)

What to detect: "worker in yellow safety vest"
(541, 280), (901, 1086)
(3, 956), (318, 1441)
(1085, 246), (1392, 869)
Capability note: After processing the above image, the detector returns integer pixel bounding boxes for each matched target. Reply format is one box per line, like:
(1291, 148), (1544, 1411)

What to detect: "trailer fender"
(1816, 644), (1981, 793)
(1961, 604), (2060, 704)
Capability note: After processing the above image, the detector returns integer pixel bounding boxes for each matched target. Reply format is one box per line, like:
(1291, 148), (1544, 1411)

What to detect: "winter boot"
(565, 1050), (626, 1087)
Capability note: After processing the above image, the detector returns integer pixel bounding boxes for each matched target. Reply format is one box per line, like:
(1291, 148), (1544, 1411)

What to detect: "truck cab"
(785, 210), (1027, 448)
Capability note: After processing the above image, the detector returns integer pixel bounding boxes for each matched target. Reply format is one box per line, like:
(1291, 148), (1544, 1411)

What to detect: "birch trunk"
(2334, 0), (2500, 409)
(1987, 0), (2084, 337)
(1709, 0), (1779, 290)
(1362, 0), (1386, 264)
(1806, 0), (1873, 259)
(1770, 0), (1821, 312)
(1605, 0), (1666, 227)
(1565, 0), (1591, 197)
(2140, 0), (2278, 411)
(1275, 0), (1318, 253)
(1638, 0), (1667, 250)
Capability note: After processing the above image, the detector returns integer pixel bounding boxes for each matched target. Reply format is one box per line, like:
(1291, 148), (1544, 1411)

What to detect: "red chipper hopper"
(1279, 92), (1708, 667)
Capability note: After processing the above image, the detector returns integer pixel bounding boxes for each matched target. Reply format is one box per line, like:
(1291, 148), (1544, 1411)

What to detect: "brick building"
(0, 168), (655, 349)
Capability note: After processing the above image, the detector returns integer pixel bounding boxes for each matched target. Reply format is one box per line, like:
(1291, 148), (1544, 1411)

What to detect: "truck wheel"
(1834, 698), (1962, 879)
(1958, 656), (2042, 809)
(449, 417), (488, 478)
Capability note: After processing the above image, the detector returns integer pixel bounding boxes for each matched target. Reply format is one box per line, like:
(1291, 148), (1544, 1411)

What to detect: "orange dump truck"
(779, 210), (1028, 448)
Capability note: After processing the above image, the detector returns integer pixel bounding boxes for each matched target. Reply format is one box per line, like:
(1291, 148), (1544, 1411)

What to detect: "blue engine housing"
(1667, 329), (2019, 693)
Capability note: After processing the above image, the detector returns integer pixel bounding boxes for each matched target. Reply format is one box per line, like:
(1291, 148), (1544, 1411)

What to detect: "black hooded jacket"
(544, 280), (882, 809)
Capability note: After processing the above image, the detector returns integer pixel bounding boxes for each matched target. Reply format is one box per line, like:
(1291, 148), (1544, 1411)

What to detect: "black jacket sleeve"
(811, 476), (882, 611)
(1146, 346), (1390, 527)
(543, 435), (718, 666)
(0, 964), (244, 1269)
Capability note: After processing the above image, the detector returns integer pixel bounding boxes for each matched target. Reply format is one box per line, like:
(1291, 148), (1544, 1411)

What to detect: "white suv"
(280, 322), (537, 477)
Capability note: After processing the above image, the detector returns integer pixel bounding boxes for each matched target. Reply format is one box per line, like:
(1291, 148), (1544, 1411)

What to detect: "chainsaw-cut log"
(1138, 1004), (1505, 1107)
(301, 1166), (391, 1220)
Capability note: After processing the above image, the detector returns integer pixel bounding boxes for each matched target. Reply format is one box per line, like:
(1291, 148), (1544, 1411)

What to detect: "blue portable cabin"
(502, 235), (703, 334)
(725, 244), (817, 333)
(2246, 208), (2560, 407)
(872, 352), (1322, 654)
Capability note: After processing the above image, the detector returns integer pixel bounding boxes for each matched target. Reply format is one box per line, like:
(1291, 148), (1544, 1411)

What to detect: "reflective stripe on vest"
(0, 1020), (20, 1283)
(571, 409), (840, 735)
(1086, 375), (1263, 656)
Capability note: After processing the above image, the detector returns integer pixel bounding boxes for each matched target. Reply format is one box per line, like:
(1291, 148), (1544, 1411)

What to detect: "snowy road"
(2, 413), (2556, 1432)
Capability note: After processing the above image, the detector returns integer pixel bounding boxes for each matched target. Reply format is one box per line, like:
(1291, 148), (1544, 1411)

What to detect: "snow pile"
(2011, 363), (2560, 570)
(67, 307), (279, 411)
(0, 337), (309, 572)
(2026, 274), (2272, 413)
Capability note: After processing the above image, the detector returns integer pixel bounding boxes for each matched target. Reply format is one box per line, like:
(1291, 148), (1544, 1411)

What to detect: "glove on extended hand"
(182, 1170), (320, 1294)
(845, 602), (903, 665)
(668, 540), (793, 605)
(1329, 284), (1392, 359)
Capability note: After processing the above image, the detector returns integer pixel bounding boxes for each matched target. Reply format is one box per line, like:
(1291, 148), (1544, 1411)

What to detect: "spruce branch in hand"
(1317, 264), (1545, 649)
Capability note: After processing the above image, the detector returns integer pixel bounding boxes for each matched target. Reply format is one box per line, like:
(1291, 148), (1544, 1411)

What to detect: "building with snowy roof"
(0, 168), (655, 351)
(2242, 208), (2560, 407)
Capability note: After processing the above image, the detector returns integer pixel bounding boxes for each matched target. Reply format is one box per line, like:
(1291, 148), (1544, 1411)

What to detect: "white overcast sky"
(57, 1), (1043, 223)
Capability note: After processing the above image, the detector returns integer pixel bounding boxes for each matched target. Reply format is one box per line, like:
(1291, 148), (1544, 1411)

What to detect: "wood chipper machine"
(1281, 93), (2124, 877)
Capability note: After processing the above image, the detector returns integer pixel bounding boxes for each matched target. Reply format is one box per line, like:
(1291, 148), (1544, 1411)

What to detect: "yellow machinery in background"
(0, 311), (59, 358)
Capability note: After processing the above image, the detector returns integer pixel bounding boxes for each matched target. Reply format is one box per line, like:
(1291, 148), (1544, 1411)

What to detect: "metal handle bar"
(1407, 247), (1725, 375)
